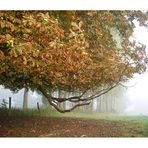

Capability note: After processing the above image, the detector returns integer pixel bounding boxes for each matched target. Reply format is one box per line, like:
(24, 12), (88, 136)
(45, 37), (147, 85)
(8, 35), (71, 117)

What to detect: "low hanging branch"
(39, 79), (120, 113)
(38, 64), (128, 113)
(39, 87), (90, 113)
(50, 100), (91, 113)
(50, 89), (89, 103)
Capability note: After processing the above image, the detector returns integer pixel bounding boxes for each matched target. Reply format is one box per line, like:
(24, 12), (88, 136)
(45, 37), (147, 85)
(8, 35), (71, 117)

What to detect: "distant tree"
(41, 94), (49, 108)
(35, 90), (49, 108)
(1, 99), (8, 108)
(96, 85), (127, 113)
(23, 88), (29, 109)
(0, 11), (148, 112)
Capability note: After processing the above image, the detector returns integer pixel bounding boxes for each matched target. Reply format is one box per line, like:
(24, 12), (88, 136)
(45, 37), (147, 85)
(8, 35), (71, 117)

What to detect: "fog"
(0, 87), (42, 108)
(124, 22), (148, 115)
(0, 73), (148, 115)
(0, 22), (148, 115)
(125, 72), (148, 115)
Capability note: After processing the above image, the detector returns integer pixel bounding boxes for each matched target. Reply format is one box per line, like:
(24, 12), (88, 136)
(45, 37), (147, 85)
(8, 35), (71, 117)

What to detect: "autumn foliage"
(0, 11), (148, 112)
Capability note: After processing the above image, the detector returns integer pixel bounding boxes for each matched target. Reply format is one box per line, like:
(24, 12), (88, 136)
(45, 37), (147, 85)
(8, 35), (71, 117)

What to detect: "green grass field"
(0, 107), (148, 137)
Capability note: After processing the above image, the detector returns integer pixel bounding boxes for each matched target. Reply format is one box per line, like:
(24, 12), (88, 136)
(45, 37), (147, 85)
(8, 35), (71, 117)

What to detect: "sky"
(124, 23), (148, 115)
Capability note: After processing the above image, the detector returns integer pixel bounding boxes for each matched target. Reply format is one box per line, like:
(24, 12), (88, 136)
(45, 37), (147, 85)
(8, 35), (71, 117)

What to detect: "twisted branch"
(38, 64), (129, 113)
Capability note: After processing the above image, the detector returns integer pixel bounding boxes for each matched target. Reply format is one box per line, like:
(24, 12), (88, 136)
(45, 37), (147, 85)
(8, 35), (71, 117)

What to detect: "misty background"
(0, 22), (148, 115)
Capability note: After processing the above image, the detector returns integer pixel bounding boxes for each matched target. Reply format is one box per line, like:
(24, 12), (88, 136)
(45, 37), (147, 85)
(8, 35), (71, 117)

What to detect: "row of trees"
(22, 85), (127, 113)
(46, 85), (127, 113)
(0, 11), (148, 112)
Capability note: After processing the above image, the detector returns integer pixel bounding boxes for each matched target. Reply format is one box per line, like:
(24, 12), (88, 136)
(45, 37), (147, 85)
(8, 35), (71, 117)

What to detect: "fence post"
(9, 97), (11, 110)
(37, 102), (40, 112)
(8, 97), (12, 116)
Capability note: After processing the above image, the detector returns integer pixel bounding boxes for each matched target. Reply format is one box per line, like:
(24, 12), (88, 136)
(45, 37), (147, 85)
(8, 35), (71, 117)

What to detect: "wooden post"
(37, 102), (40, 112)
(9, 97), (11, 110)
(8, 97), (12, 116)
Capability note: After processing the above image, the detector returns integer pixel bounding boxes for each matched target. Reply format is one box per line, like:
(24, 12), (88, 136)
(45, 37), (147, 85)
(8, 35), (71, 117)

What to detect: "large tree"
(0, 11), (148, 112)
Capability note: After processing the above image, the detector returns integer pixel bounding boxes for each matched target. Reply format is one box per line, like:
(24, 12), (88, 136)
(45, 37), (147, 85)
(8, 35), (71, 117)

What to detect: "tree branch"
(50, 89), (89, 103)
(50, 100), (90, 113)
(38, 63), (130, 113)
(39, 86), (91, 113)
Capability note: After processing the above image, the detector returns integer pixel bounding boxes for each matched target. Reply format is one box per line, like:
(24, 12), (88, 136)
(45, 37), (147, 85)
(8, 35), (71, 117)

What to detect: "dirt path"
(0, 116), (127, 137)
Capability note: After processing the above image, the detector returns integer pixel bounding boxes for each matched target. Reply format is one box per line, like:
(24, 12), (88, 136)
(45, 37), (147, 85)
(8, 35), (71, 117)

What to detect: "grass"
(0, 107), (59, 117)
(0, 107), (148, 137)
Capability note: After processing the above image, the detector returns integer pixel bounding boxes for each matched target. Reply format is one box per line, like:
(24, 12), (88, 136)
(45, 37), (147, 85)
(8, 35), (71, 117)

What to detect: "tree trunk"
(41, 95), (49, 108)
(58, 89), (63, 109)
(23, 88), (29, 109)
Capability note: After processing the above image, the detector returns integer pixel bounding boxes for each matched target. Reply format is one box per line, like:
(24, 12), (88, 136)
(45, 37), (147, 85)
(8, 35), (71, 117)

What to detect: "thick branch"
(79, 64), (128, 101)
(81, 83), (118, 101)
(38, 64), (129, 113)
(39, 87), (91, 113)
(50, 101), (90, 113)
(51, 89), (88, 103)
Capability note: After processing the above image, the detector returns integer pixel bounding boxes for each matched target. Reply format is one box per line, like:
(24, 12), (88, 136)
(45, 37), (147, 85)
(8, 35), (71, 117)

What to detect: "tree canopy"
(0, 11), (148, 112)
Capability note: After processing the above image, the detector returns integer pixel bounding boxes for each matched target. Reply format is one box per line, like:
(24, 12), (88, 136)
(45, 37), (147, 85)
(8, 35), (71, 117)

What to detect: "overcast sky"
(125, 23), (148, 115)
